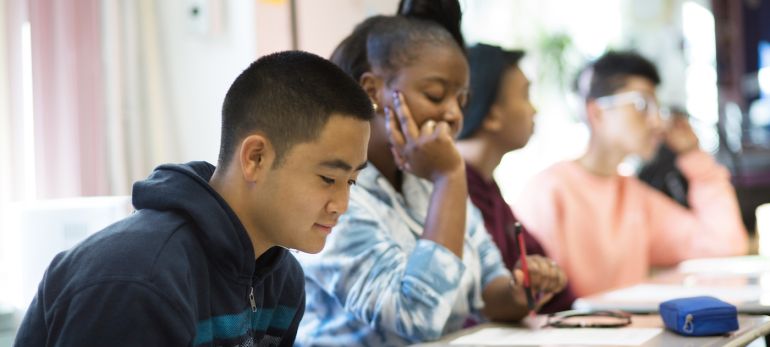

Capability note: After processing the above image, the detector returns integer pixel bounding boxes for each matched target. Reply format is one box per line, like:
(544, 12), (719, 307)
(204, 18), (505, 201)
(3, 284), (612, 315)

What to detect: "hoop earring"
(372, 101), (379, 113)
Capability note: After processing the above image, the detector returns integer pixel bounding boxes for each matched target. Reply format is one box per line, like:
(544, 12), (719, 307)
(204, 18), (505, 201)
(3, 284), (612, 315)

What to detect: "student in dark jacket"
(456, 44), (575, 313)
(13, 51), (373, 347)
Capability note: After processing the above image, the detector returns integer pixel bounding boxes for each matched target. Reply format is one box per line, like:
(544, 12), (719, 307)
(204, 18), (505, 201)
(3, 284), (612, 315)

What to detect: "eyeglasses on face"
(543, 309), (633, 328)
(594, 91), (668, 121)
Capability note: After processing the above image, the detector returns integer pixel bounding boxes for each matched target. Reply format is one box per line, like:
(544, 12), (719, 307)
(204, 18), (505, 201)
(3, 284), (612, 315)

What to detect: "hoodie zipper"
(249, 286), (257, 312)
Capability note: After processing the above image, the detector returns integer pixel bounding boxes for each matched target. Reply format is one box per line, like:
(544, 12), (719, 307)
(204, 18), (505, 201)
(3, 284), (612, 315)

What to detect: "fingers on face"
(392, 91), (419, 141)
(392, 91), (454, 143)
(385, 107), (408, 170)
(389, 145), (406, 170)
(385, 107), (405, 147)
(434, 121), (451, 139)
(420, 119), (436, 137)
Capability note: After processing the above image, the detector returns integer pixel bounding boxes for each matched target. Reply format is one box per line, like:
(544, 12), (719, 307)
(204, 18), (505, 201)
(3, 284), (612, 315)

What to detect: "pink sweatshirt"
(513, 150), (748, 297)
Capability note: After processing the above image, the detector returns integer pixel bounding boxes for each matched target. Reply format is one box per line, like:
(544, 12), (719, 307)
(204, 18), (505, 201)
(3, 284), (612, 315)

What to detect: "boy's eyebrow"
(319, 159), (368, 172)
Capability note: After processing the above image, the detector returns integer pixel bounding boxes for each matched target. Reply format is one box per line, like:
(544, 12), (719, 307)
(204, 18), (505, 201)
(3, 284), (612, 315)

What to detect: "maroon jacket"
(466, 164), (575, 313)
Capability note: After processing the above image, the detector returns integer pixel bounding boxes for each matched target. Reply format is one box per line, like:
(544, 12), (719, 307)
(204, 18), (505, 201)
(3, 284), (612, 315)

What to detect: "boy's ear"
(585, 100), (603, 129)
(360, 72), (384, 110)
(239, 134), (274, 182)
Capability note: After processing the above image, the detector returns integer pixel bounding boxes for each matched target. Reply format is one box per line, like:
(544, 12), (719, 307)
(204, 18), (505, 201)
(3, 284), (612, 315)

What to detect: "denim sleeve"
(313, 199), (467, 342)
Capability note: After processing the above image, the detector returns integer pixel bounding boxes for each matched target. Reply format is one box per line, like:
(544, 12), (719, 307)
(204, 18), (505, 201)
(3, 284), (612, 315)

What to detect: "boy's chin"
(638, 150), (655, 161)
(294, 242), (326, 254)
(638, 142), (662, 161)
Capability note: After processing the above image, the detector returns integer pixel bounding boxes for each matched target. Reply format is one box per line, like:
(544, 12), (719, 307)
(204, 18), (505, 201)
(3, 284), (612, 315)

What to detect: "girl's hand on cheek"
(385, 91), (463, 182)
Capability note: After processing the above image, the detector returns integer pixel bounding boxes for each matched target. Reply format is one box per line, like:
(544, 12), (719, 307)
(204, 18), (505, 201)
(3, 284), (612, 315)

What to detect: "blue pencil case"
(659, 296), (738, 336)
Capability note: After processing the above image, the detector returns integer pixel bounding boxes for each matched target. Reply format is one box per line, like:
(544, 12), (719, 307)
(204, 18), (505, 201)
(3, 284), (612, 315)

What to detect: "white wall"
(156, 0), (399, 164)
(157, 0), (258, 164)
(463, 0), (709, 204)
(3, 197), (132, 311)
(464, 0), (621, 203)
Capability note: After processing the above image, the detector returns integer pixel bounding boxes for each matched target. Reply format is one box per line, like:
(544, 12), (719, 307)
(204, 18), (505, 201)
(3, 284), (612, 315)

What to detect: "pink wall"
(295, 0), (398, 58)
(256, 1), (294, 56)
(255, 0), (399, 58)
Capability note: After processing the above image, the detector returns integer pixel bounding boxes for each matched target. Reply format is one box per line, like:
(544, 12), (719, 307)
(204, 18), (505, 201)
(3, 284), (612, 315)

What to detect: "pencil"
(511, 222), (535, 314)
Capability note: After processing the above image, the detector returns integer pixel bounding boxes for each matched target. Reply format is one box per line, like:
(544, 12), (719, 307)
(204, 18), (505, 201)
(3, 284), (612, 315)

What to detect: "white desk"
(574, 256), (770, 314)
(411, 314), (770, 347)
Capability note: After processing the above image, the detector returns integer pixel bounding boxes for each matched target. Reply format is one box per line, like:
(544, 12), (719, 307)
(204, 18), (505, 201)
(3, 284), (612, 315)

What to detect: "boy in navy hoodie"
(14, 51), (373, 346)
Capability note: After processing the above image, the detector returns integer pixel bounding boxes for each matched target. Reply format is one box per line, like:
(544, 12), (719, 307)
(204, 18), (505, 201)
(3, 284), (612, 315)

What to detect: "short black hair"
(330, 0), (464, 84)
(576, 51), (661, 100)
(218, 51), (374, 168)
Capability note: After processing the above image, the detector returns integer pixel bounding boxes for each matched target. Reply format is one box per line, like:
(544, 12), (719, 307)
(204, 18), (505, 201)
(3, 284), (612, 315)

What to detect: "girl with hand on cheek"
(296, 1), (566, 346)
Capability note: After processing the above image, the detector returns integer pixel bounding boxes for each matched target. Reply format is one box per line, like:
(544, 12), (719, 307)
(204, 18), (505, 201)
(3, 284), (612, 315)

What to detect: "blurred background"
(1, 0), (770, 344)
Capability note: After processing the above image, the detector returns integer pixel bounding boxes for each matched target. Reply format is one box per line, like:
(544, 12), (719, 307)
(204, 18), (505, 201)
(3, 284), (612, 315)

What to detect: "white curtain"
(0, 0), (178, 200)
(101, 0), (179, 195)
(1, 0), (34, 204)
(0, 0), (179, 310)
(0, 1), (13, 205)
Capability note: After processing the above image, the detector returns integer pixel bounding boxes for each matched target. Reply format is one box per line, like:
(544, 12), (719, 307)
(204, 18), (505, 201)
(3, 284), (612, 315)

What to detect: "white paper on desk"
(601, 284), (762, 303)
(677, 256), (770, 275)
(450, 327), (662, 346)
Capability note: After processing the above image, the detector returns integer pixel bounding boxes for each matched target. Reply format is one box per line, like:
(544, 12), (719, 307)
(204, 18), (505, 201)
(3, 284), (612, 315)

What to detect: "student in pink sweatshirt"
(513, 51), (748, 297)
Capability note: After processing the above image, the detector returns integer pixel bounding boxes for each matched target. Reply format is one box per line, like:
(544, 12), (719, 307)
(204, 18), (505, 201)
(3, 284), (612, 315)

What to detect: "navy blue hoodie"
(14, 162), (305, 346)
